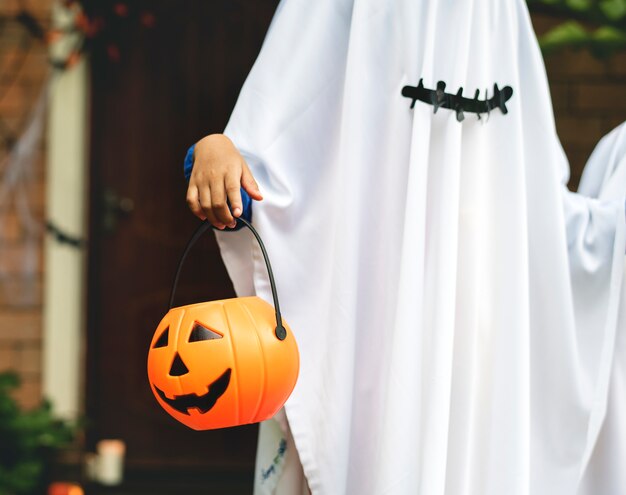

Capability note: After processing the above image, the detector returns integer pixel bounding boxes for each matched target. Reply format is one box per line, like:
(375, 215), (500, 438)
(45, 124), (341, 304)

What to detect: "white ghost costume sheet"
(211, 0), (626, 493)
(576, 122), (626, 495)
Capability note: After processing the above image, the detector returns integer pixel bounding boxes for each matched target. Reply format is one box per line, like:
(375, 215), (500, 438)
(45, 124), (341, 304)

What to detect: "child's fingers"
(241, 161), (263, 200)
(198, 186), (225, 229)
(225, 174), (243, 218)
(186, 185), (206, 220)
(209, 179), (236, 227)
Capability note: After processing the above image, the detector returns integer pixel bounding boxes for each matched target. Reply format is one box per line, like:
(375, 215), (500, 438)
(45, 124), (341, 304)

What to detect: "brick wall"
(0, 5), (624, 411)
(533, 14), (626, 188)
(0, 0), (51, 409)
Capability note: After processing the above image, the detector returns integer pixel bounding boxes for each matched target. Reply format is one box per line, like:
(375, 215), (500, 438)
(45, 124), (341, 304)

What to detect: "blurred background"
(0, 1), (624, 494)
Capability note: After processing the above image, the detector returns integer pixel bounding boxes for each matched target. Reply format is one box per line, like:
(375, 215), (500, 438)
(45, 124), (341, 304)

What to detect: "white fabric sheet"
(576, 122), (626, 495)
(215, 1), (626, 493)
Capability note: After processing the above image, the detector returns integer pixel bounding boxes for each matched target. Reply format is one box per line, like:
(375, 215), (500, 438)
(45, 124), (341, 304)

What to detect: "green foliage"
(0, 372), (77, 495)
(567, 0), (594, 12)
(540, 20), (626, 56)
(600, 0), (626, 20)
(527, 0), (626, 57)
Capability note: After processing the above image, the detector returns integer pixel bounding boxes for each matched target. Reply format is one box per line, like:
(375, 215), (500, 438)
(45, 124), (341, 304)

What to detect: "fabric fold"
(212, 1), (625, 493)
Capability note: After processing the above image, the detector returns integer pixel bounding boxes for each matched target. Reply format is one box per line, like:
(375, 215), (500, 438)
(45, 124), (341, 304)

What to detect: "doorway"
(86, 1), (278, 490)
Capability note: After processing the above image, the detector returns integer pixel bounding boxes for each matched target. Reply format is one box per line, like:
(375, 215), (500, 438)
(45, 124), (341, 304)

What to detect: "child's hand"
(186, 134), (263, 229)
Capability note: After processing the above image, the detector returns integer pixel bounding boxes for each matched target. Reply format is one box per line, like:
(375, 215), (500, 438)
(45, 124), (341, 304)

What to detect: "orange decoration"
(74, 11), (89, 31)
(48, 483), (84, 495)
(139, 12), (156, 28)
(147, 220), (299, 430)
(113, 3), (128, 17)
(106, 43), (120, 62)
(66, 51), (81, 68)
(73, 12), (103, 38)
(45, 30), (63, 44)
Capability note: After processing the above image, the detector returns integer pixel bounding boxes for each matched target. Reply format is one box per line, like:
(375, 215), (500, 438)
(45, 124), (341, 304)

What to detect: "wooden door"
(86, 1), (278, 489)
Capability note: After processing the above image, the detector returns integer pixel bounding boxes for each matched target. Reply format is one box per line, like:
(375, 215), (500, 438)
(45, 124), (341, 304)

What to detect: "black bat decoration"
(46, 221), (87, 249)
(401, 79), (514, 122)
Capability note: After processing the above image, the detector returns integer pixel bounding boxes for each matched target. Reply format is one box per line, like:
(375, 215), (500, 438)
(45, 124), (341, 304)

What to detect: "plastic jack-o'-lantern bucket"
(147, 218), (299, 430)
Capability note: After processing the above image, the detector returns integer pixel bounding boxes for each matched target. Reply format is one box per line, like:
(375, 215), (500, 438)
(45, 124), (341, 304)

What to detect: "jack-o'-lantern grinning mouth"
(155, 368), (232, 415)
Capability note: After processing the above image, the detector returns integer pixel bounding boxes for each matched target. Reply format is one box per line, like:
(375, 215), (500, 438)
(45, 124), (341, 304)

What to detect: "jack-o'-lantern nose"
(169, 353), (189, 377)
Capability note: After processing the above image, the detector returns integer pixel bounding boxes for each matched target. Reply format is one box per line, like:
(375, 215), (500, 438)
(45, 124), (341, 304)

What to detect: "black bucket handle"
(168, 219), (287, 340)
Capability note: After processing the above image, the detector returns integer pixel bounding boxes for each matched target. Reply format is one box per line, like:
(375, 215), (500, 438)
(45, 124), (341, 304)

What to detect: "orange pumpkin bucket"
(147, 219), (299, 430)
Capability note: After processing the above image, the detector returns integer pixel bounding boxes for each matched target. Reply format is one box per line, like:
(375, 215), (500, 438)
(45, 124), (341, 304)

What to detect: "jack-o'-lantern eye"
(189, 323), (223, 342)
(153, 327), (169, 348)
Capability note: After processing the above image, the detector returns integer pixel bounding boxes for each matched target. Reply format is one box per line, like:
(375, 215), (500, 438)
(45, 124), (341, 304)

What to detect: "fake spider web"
(0, 5), (49, 307)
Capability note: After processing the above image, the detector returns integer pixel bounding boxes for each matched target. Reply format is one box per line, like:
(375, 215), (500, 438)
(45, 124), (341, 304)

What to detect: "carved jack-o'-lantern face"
(147, 296), (299, 431)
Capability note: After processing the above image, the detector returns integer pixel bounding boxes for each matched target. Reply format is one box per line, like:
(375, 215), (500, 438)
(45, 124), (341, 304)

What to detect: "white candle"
(96, 439), (126, 486)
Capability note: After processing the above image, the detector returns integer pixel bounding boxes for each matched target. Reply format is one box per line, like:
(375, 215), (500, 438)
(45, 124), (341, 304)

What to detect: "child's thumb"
(241, 163), (263, 200)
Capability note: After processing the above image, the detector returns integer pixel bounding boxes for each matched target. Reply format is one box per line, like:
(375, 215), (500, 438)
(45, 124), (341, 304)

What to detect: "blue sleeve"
(184, 143), (195, 181)
(184, 142), (253, 230)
